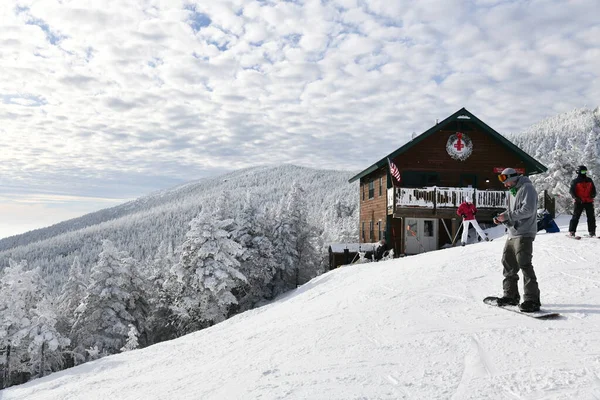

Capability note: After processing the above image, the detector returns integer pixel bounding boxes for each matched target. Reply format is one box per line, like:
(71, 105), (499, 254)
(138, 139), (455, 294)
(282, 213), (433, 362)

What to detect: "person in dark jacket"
(493, 168), (541, 312)
(568, 165), (597, 237)
(374, 239), (388, 261)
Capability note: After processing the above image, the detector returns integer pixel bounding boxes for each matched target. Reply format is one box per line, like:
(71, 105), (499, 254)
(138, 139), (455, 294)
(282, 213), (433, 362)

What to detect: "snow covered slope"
(3, 216), (600, 400)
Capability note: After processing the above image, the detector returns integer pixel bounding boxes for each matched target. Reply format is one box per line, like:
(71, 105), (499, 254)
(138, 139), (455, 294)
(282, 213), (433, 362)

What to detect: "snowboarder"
(491, 168), (541, 312)
(568, 165), (596, 238)
(456, 196), (489, 246)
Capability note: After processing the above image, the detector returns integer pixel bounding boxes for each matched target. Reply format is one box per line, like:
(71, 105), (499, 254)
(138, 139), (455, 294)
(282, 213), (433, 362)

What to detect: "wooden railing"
(388, 186), (509, 212)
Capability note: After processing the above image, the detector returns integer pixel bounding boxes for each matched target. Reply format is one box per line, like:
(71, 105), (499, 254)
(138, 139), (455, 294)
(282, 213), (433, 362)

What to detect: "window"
(424, 220), (434, 237)
(407, 220), (417, 235)
(369, 220), (374, 241)
(368, 181), (375, 199)
(401, 171), (440, 188)
(378, 221), (383, 240)
(362, 184), (365, 201)
(362, 222), (365, 241)
(379, 177), (383, 196)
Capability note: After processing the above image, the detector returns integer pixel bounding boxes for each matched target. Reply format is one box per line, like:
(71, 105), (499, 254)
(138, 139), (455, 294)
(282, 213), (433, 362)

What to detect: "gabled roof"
(348, 107), (547, 183)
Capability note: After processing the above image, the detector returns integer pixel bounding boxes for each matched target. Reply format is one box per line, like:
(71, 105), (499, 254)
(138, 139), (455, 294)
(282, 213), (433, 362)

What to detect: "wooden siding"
(359, 170), (387, 243)
(390, 121), (526, 191)
(357, 118), (535, 249)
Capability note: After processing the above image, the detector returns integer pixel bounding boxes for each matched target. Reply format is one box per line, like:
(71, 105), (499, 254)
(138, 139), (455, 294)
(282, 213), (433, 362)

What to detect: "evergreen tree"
(0, 260), (36, 386)
(271, 183), (320, 295)
(167, 209), (247, 334)
(71, 240), (149, 358)
(0, 260), (68, 386)
(532, 149), (578, 214)
(120, 325), (139, 352)
(57, 257), (87, 336)
(233, 192), (278, 310)
(146, 240), (177, 344)
(26, 297), (70, 378)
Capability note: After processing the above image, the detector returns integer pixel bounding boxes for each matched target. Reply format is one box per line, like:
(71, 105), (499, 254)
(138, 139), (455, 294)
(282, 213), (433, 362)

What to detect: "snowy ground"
(3, 215), (600, 400)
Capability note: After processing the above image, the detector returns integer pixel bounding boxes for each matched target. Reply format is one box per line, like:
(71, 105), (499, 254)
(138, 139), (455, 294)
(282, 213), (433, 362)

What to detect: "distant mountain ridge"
(0, 165), (359, 290)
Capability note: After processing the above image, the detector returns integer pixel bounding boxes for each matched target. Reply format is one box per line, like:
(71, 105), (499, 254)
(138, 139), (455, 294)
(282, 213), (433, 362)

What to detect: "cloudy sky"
(1, 0), (599, 238)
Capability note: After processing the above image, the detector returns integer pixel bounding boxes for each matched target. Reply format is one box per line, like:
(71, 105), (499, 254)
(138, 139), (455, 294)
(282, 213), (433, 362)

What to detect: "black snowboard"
(483, 297), (560, 319)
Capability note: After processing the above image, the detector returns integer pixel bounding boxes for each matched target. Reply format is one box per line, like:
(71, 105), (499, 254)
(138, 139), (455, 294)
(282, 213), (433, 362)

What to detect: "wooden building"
(348, 108), (547, 256)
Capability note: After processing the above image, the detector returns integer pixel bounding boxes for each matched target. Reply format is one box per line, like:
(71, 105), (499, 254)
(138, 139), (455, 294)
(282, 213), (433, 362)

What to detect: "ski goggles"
(497, 172), (518, 183)
(579, 170), (587, 175)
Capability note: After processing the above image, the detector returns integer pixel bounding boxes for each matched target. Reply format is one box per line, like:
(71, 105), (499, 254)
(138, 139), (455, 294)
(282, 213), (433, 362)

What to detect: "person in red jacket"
(568, 165), (597, 237)
(457, 195), (489, 246)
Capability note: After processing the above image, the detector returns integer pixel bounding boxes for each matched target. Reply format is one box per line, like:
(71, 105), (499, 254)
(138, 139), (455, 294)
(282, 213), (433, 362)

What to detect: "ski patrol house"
(348, 108), (547, 256)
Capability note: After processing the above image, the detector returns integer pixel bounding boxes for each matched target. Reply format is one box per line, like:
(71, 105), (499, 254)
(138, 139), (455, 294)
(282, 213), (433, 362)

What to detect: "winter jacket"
(457, 202), (477, 220)
(570, 175), (596, 203)
(374, 241), (388, 261)
(498, 176), (538, 238)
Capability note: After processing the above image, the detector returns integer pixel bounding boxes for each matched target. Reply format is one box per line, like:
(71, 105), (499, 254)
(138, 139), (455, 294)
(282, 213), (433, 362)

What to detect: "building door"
(405, 218), (438, 254)
(421, 219), (438, 252)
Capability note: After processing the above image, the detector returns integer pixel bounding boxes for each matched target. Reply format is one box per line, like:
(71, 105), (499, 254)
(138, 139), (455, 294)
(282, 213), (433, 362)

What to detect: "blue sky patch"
(1, 94), (46, 107)
(25, 17), (65, 45)
(185, 5), (211, 32)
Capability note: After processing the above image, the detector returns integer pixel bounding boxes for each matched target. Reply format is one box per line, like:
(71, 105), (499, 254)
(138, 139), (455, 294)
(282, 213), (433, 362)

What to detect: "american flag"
(387, 157), (401, 185)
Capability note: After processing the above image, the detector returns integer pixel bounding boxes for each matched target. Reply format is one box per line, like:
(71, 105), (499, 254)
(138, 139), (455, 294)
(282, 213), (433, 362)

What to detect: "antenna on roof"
(436, 119), (439, 124)
(411, 132), (417, 140)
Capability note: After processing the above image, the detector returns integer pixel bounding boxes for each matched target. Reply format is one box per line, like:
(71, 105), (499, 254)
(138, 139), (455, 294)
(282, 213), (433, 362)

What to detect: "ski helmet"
(576, 165), (588, 175)
(498, 167), (519, 184)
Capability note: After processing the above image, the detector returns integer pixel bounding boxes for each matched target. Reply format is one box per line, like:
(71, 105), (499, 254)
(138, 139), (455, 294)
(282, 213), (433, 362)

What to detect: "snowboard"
(483, 297), (560, 319)
(566, 234), (581, 240)
(583, 235), (600, 239)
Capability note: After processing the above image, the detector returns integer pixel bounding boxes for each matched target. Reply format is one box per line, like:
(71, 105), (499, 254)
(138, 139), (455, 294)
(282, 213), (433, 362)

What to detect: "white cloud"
(0, 0), (598, 236)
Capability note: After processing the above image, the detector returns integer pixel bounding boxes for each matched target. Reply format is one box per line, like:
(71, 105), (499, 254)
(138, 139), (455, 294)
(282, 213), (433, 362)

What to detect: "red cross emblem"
(454, 132), (464, 151)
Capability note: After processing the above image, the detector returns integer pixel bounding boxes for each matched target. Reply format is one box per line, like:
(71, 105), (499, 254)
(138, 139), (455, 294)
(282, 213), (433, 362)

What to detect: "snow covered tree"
(145, 240), (178, 344)
(531, 149), (578, 214)
(0, 259), (35, 387)
(0, 260), (68, 387)
(56, 257), (87, 336)
(26, 298), (70, 378)
(120, 325), (139, 352)
(166, 209), (247, 334)
(270, 183), (320, 296)
(232, 192), (278, 310)
(71, 240), (149, 358)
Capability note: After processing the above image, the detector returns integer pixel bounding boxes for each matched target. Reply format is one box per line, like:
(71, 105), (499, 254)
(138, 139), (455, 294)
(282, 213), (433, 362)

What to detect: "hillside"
(508, 106), (600, 214)
(3, 216), (600, 400)
(0, 165), (359, 291)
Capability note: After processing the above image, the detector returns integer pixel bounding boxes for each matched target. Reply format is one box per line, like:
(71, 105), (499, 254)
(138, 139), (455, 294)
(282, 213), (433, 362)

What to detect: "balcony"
(387, 186), (509, 219)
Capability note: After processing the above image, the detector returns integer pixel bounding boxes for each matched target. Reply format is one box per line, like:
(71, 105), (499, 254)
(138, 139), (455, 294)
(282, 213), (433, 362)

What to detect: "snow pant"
(502, 236), (540, 304)
(568, 202), (596, 235)
(461, 219), (486, 244)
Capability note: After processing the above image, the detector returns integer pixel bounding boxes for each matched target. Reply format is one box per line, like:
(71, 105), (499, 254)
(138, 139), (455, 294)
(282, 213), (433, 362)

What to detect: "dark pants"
(569, 202), (596, 235)
(502, 237), (540, 304)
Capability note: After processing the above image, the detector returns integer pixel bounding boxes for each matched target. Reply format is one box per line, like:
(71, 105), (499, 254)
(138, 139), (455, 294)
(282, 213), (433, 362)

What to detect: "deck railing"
(389, 186), (509, 211)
